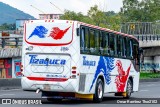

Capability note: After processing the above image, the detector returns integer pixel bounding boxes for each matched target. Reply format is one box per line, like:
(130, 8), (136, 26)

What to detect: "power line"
(50, 2), (64, 14)
(30, 5), (45, 14)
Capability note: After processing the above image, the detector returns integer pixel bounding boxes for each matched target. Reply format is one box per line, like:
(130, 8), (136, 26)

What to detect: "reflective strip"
(27, 77), (68, 82)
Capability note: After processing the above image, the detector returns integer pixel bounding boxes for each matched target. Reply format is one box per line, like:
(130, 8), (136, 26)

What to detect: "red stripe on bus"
(27, 77), (68, 82)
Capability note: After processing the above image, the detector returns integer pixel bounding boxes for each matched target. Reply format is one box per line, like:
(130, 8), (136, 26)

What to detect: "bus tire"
(124, 79), (132, 99)
(93, 78), (104, 103)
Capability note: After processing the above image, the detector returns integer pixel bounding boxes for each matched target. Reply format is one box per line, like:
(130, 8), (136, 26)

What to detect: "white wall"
(141, 56), (160, 72)
(141, 57), (153, 71)
(153, 56), (160, 71)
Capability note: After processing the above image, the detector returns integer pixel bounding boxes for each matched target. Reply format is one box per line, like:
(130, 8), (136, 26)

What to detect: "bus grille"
(78, 74), (86, 92)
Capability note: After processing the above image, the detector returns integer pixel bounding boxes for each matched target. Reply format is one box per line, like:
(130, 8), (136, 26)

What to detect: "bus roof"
(78, 21), (138, 42)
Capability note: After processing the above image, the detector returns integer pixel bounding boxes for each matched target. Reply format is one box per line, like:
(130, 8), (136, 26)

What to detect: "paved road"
(0, 82), (160, 107)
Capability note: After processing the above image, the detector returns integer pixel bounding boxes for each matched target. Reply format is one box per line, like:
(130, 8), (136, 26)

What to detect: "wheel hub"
(98, 84), (103, 98)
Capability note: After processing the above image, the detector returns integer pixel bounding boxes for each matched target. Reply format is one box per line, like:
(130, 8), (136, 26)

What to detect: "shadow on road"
(42, 96), (127, 104)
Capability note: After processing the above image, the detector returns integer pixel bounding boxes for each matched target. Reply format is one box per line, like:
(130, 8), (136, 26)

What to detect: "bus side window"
(114, 34), (117, 56)
(117, 35), (122, 57)
(80, 27), (85, 52)
(100, 31), (104, 54)
(85, 27), (90, 53)
(122, 37), (127, 58)
(109, 33), (115, 56)
(80, 26), (89, 54)
(100, 32), (109, 55)
(129, 39), (133, 58)
(126, 37), (131, 58)
(95, 30), (100, 54)
(133, 40), (139, 65)
(89, 29), (95, 54)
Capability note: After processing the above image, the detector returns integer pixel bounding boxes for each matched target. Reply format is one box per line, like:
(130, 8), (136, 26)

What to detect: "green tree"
(0, 23), (16, 30)
(87, 5), (106, 26)
(60, 10), (94, 24)
(60, 5), (121, 31)
(104, 11), (116, 16)
(60, 10), (80, 20)
(121, 0), (160, 22)
(105, 15), (121, 31)
(87, 5), (121, 30)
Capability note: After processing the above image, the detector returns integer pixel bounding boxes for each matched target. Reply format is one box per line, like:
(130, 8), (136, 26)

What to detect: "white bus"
(21, 20), (140, 103)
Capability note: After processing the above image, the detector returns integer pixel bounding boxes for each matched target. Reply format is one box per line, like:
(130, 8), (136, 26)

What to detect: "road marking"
(0, 94), (15, 96)
(140, 82), (160, 87)
(1, 89), (21, 91)
(147, 84), (155, 87)
(139, 90), (149, 92)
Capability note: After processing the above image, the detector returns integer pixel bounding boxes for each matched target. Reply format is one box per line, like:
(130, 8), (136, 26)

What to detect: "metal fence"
(0, 30), (23, 36)
(121, 22), (160, 35)
(121, 22), (160, 42)
(135, 35), (160, 41)
(0, 36), (23, 48)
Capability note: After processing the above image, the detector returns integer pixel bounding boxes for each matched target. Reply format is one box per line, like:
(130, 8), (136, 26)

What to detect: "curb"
(140, 78), (160, 82)
(0, 78), (21, 90)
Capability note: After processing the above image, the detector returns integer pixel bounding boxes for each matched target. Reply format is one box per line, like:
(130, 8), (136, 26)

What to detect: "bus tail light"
(72, 71), (76, 74)
(71, 66), (77, 78)
(20, 65), (23, 72)
(20, 65), (25, 76)
(72, 66), (77, 74)
(72, 66), (77, 69)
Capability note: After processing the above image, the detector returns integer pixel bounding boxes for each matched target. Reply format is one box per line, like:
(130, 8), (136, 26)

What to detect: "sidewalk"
(0, 78), (21, 90)
(140, 78), (160, 82)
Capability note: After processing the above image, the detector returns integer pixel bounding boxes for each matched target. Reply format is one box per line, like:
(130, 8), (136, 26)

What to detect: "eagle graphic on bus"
(115, 60), (131, 92)
(89, 57), (115, 92)
(28, 26), (70, 40)
(49, 26), (71, 40)
(28, 26), (48, 39)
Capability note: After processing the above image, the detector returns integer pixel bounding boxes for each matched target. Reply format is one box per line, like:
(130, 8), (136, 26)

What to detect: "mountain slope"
(0, 2), (35, 25)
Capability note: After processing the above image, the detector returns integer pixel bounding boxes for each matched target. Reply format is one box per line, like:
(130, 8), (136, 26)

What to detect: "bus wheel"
(93, 78), (104, 103)
(124, 79), (132, 98)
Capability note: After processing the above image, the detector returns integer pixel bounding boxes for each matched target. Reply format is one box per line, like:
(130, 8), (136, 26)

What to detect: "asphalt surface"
(0, 81), (160, 107)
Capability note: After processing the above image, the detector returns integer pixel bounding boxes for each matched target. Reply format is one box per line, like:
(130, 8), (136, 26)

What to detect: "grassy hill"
(0, 2), (35, 25)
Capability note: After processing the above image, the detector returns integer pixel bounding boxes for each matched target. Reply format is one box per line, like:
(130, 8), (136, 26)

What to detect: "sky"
(0, 0), (123, 18)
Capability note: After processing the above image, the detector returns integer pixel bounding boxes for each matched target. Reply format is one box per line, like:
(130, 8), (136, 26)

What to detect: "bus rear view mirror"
(76, 28), (80, 36)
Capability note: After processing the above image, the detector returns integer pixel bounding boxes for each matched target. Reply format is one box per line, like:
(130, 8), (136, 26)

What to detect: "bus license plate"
(43, 84), (51, 91)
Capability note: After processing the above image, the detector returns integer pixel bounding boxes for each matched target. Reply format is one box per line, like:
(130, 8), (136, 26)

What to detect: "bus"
(21, 20), (140, 103)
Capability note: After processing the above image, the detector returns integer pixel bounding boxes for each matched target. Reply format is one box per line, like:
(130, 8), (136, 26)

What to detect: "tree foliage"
(0, 23), (16, 30)
(60, 5), (121, 31)
(120, 0), (160, 22)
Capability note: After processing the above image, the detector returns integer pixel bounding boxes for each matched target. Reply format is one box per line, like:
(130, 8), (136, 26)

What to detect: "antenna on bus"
(50, 2), (64, 14)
